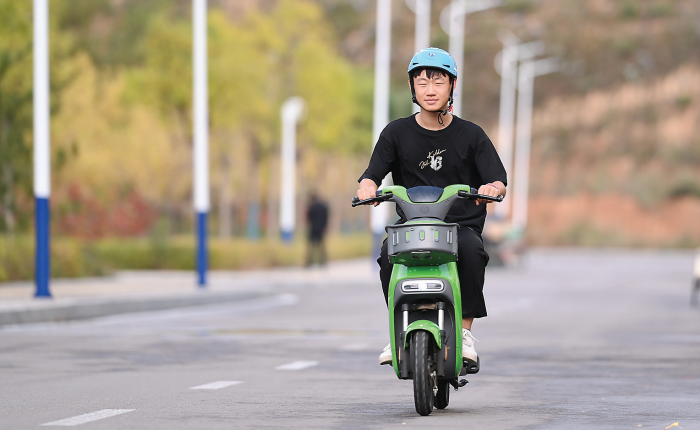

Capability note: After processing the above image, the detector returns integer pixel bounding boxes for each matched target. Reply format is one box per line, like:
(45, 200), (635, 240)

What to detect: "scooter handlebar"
(459, 189), (504, 203)
(352, 188), (503, 207)
(352, 190), (391, 207)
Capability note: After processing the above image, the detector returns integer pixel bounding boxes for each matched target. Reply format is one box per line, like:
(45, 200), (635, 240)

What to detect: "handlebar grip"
(352, 189), (382, 206)
(351, 192), (392, 207)
(458, 189), (503, 202)
(352, 197), (376, 207)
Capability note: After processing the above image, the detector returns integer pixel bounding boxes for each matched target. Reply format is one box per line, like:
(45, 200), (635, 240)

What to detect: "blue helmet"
(407, 47), (458, 79)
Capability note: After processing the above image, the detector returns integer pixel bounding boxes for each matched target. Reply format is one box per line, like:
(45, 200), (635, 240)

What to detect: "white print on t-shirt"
(420, 149), (446, 171)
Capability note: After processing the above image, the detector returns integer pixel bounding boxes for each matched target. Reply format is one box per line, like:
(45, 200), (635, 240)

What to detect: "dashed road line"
(275, 360), (319, 370)
(41, 409), (135, 426)
(190, 381), (243, 390)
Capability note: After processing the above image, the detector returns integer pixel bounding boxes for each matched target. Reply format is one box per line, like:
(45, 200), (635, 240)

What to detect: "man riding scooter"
(356, 48), (507, 367)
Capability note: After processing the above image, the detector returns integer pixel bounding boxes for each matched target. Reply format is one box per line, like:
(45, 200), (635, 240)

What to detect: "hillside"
(319, 0), (700, 246)
(1, 0), (699, 248)
(529, 65), (700, 246)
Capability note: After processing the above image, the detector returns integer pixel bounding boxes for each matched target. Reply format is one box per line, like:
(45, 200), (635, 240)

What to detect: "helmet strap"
(437, 86), (455, 126)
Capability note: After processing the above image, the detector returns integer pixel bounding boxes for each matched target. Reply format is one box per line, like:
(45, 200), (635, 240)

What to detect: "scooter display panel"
(386, 223), (459, 266)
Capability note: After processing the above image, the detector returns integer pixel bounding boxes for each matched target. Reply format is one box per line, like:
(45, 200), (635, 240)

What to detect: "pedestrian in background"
(306, 193), (329, 267)
(692, 246), (700, 306)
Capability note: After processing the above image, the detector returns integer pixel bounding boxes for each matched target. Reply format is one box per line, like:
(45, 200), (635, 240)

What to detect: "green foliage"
(619, 1), (639, 20)
(505, 0), (532, 13)
(668, 180), (700, 199)
(675, 94), (692, 109)
(0, 0), (33, 233)
(127, 13), (193, 123)
(56, 0), (173, 68)
(0, 0), (76, 232)
(127, 0), (371, 155)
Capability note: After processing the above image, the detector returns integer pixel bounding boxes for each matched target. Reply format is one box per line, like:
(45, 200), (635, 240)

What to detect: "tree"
(0, 0), (75, 232)
(127, 1), (373, 238)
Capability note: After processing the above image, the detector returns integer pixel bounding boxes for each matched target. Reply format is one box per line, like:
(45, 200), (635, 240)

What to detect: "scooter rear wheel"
(434, 380), (450, 409)
(412, 330), (434, 416)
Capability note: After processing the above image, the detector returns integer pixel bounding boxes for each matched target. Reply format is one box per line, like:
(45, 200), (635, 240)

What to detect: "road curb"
(0, 290), (274, 326)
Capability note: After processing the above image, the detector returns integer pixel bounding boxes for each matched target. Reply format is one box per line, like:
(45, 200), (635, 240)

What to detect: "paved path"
(0, 261), (373, 325)
(1, 249), (698, 429)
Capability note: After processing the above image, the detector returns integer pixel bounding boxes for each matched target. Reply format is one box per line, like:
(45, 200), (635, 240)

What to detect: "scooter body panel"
(404, 320), (442, 348)
(388, 261), (463, 379)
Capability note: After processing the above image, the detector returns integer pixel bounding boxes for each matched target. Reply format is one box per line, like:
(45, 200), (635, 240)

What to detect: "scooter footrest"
(447, 378), (469, 390)
(463, 356), (480, 374)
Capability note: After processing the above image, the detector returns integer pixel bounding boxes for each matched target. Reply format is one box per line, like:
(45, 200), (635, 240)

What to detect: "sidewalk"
(0, 259), (376, 326)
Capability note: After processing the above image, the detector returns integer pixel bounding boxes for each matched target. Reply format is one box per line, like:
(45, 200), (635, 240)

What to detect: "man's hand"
(357, 179), (380, 206)
(475, 181), (506, 206)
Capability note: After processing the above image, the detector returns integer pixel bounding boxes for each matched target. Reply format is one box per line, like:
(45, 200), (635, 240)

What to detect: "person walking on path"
(306, 193), (329, 267)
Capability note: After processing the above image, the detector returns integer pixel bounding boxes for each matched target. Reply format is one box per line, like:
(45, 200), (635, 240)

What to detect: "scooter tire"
(434, 380), (449, 409)
(412, 330), (434, 416)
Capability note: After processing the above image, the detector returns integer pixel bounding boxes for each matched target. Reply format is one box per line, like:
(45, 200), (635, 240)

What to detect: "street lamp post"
(493, 35), (544, 219)
(193, 0), (210, 287)
(370, 0), (393, 259)
(33, 0), (51, 298)
(406, 0), (431, 114)
(279, 97), (306, 243)
(510, 57), (558, 232)
(440, 0), (501, 117)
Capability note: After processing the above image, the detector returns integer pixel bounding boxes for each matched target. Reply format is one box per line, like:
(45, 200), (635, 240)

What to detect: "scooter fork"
(399, 304), (410, 379)
(436, 302), (446, 377)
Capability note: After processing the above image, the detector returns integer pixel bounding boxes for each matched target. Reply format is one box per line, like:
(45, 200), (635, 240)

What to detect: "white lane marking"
(41, 409), (135, 426)
(190, 381), (243, 390)
(275, 360), (319, 370)
(339, 342), (368, 351)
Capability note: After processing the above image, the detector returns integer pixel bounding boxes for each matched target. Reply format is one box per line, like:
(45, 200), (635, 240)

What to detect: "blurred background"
(1, 0), (700, 281)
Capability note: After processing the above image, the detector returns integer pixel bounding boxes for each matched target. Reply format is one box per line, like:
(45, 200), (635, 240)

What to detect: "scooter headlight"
(401, 279), (445, 293)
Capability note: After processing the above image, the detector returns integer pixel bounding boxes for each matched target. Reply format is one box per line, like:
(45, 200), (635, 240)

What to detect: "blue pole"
(196, 212), (208, 286)
(35, 197), (51, 297)
(193, 0), (209, 287)
(34, 0), (51, 298)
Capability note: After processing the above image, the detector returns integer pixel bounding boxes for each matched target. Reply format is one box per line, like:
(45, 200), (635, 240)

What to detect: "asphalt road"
(1, 249), (698, 429)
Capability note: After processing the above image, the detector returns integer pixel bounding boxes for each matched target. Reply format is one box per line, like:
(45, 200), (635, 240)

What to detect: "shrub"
(0, 233), (372, 282)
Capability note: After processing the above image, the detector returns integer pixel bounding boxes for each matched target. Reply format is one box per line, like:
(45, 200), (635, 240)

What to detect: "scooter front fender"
(404, 320), (441, 349)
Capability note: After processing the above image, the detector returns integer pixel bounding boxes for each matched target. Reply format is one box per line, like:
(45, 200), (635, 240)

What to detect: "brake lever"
(351, 192), (391, 207)
(458, 190), (504, 202)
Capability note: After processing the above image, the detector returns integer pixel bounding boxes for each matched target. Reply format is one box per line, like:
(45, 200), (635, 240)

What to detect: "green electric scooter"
(352, 184), (502, 416)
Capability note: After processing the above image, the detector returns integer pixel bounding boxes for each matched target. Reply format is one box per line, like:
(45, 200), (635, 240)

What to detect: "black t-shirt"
(358, 114), (507, 234)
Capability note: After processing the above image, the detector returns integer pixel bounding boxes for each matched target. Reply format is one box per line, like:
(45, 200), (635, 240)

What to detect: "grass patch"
(505, 0), (531, 13)
(0, 233), (372, 282)
(552, 221), (700, 249)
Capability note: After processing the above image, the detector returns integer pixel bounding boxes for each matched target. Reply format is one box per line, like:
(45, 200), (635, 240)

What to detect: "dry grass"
(0, 233), (372, 282)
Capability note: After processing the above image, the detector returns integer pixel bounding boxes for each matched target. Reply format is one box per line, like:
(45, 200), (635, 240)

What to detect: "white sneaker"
(379, 343), (392, 365)
(462, 329), (478, 363)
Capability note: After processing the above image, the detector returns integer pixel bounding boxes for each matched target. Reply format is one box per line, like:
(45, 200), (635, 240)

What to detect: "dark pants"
(306, 235), (327, 266)
(378, 227), (489, 318)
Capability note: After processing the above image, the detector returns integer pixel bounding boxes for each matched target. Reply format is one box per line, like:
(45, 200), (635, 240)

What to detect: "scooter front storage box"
(386, 222), (459, 266)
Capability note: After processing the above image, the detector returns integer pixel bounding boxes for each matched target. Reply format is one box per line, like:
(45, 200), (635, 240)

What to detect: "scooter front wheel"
(412, 330), (434, 416)
(434, 379), (450, 409)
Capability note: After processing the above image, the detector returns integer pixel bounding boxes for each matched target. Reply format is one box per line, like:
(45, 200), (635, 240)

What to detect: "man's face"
(410, 69), (454, 112)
